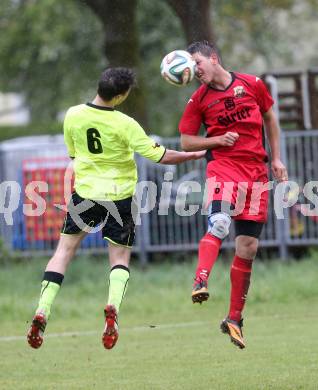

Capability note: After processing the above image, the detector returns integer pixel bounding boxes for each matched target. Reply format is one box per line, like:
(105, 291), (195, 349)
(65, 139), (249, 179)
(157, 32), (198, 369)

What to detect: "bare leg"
(45, 232), (86, 274)
(27, 232), (86, 349)
(108, 242), (131, 268)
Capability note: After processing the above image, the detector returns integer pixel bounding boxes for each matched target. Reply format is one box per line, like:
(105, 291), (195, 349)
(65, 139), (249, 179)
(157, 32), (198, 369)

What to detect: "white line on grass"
(0, 321), (207, 342)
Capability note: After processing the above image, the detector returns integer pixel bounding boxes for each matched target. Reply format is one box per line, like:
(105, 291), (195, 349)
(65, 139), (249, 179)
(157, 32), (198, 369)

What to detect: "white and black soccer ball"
(160, 50), (196, 87)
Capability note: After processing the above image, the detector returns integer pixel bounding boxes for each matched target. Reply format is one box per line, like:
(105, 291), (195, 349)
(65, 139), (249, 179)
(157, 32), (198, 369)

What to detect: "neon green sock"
(36, 280), (61, 319)
(107, 267), (130, 313)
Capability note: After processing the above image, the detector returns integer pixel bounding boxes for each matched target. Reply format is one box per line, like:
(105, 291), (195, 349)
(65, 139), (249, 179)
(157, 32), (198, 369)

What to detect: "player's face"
(192, 52), (216, 84)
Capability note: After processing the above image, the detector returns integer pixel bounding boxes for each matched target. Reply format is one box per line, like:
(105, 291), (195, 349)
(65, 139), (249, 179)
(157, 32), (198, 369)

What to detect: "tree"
(0, 0), (317, 134)
(166, 0), (215, 44)
(0, 0), (103, 123)
(80, 0), (215, 130)
(82, 0), (147, 125)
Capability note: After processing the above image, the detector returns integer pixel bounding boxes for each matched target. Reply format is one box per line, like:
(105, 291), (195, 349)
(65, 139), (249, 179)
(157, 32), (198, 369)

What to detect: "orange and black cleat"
(102, 304), (119, 350)
(27, 312), (47, 349)
(220, 317), (245, 349)
(192, 279), (209, 304)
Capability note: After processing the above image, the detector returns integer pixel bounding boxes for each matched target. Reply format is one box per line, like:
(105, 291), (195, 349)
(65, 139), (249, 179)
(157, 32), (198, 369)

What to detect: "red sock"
(228, 255), (253, 322)
(194, 233), (222, 285)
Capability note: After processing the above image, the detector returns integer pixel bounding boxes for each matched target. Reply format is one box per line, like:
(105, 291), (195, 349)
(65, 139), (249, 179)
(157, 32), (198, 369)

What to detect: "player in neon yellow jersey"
(27, 67), (204, 350)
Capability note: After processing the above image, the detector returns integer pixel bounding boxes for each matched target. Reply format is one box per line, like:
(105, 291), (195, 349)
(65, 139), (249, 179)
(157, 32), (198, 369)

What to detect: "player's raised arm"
(180, 133), (239, 152)
(123, 117), (205, 165)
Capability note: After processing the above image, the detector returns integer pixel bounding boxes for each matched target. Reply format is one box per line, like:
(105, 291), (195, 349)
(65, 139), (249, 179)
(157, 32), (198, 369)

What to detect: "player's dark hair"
(97, 67), (136, 101)
(187, 41), (221, 62)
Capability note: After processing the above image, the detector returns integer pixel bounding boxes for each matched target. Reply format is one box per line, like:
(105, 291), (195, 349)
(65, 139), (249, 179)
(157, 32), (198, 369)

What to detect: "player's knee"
(236, 236), (258, 259)
(207, 212), (231, 240)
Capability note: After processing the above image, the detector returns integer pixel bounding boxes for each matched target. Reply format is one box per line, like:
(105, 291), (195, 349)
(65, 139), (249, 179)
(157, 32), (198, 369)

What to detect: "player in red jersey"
(179, 41), (288, 349)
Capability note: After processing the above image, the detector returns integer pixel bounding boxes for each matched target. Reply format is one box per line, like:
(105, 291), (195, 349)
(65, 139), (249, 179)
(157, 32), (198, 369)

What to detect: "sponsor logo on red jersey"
(233, 86), (246, 98)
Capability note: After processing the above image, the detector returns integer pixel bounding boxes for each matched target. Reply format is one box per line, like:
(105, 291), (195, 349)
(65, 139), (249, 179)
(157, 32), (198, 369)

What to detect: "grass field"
(1, 254), (318, 390)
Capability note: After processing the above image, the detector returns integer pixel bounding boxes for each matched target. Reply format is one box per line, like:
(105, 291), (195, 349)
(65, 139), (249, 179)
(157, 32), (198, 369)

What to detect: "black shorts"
(234, 220), (264, 239)
(61, 192), (136, 247)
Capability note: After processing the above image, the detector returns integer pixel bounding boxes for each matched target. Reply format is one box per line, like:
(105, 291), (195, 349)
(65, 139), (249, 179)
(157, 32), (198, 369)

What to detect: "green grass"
(1, 255), (318, 389)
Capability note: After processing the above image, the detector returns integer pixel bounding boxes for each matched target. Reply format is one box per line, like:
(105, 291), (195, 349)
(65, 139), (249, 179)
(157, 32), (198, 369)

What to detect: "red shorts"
(206, 158), (269, 223)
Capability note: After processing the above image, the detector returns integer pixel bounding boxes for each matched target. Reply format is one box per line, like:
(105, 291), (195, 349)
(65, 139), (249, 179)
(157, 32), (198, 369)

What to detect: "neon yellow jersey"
(64, 103), (166, 201)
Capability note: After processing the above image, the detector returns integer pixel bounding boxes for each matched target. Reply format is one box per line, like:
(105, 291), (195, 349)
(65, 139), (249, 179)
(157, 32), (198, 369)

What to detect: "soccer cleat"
(27, 312), (47, 349)
(102, 304), (119, 350)
(192, 278), (209, 304)
(220, 317), (245, 349)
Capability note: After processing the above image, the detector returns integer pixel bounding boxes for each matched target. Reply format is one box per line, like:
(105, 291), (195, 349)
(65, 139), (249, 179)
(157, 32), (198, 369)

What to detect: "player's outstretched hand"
(190, 150), (207, 160)
(271, 159), (288, 182)
(218, 132), (239, 146)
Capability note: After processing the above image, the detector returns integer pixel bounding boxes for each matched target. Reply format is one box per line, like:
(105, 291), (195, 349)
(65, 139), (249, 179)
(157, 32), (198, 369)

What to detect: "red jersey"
(179, 72), (274, 162)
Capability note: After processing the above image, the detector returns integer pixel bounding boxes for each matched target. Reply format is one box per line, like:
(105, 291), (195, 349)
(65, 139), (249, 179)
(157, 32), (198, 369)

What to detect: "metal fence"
(0, 131), (318, 262)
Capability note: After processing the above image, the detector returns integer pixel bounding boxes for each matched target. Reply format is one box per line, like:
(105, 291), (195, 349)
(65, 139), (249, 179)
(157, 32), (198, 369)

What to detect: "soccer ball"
(160, 50), (196, 86)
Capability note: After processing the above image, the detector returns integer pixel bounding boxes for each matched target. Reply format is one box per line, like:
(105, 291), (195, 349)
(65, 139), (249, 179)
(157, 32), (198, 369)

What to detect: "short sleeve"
(179, 93), (203, 135)
(255, 78), (274, 114)
(63, 110), (75, 158)
(124, 119), (166, 163)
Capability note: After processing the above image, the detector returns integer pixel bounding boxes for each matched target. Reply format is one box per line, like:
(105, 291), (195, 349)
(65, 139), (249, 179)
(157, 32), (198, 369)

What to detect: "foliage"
(0, 122), (61, 142)
(213, 0), (318, 73)
(0, 0), (103, 122)
(0, 0), (318, 136)
(137, 1), (196, 136)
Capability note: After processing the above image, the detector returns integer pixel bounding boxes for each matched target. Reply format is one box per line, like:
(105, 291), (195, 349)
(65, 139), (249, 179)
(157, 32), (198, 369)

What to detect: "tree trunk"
(166, 0), (215, 45)
(82, 0), (147, 126)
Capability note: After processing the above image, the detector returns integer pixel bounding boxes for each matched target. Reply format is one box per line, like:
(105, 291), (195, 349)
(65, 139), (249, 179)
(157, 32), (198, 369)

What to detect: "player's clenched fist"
(218, 132), (239, 147)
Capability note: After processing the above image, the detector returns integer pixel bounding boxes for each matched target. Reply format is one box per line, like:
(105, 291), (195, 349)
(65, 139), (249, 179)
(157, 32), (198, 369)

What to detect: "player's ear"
(121, 88), (131, 102)
(114, 89), (131, 106)
(210, 53), (219, 65)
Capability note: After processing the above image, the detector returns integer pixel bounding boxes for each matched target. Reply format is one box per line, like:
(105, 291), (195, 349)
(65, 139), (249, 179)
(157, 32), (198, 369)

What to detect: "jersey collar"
(86, 102), (114, 111)
(208, 72), (236, 92)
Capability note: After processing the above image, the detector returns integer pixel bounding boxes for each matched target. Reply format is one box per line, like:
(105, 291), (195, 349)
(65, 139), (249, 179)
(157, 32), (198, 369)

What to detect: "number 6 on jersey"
(87, 128), (103, 154)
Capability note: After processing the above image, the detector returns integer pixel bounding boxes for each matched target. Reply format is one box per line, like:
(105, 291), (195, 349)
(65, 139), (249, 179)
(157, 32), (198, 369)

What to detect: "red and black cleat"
(192, 278), (209, 304)
(220, 317), (246, 349)
(102, 304), (119, 350)
(27, 312), (47, 349)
